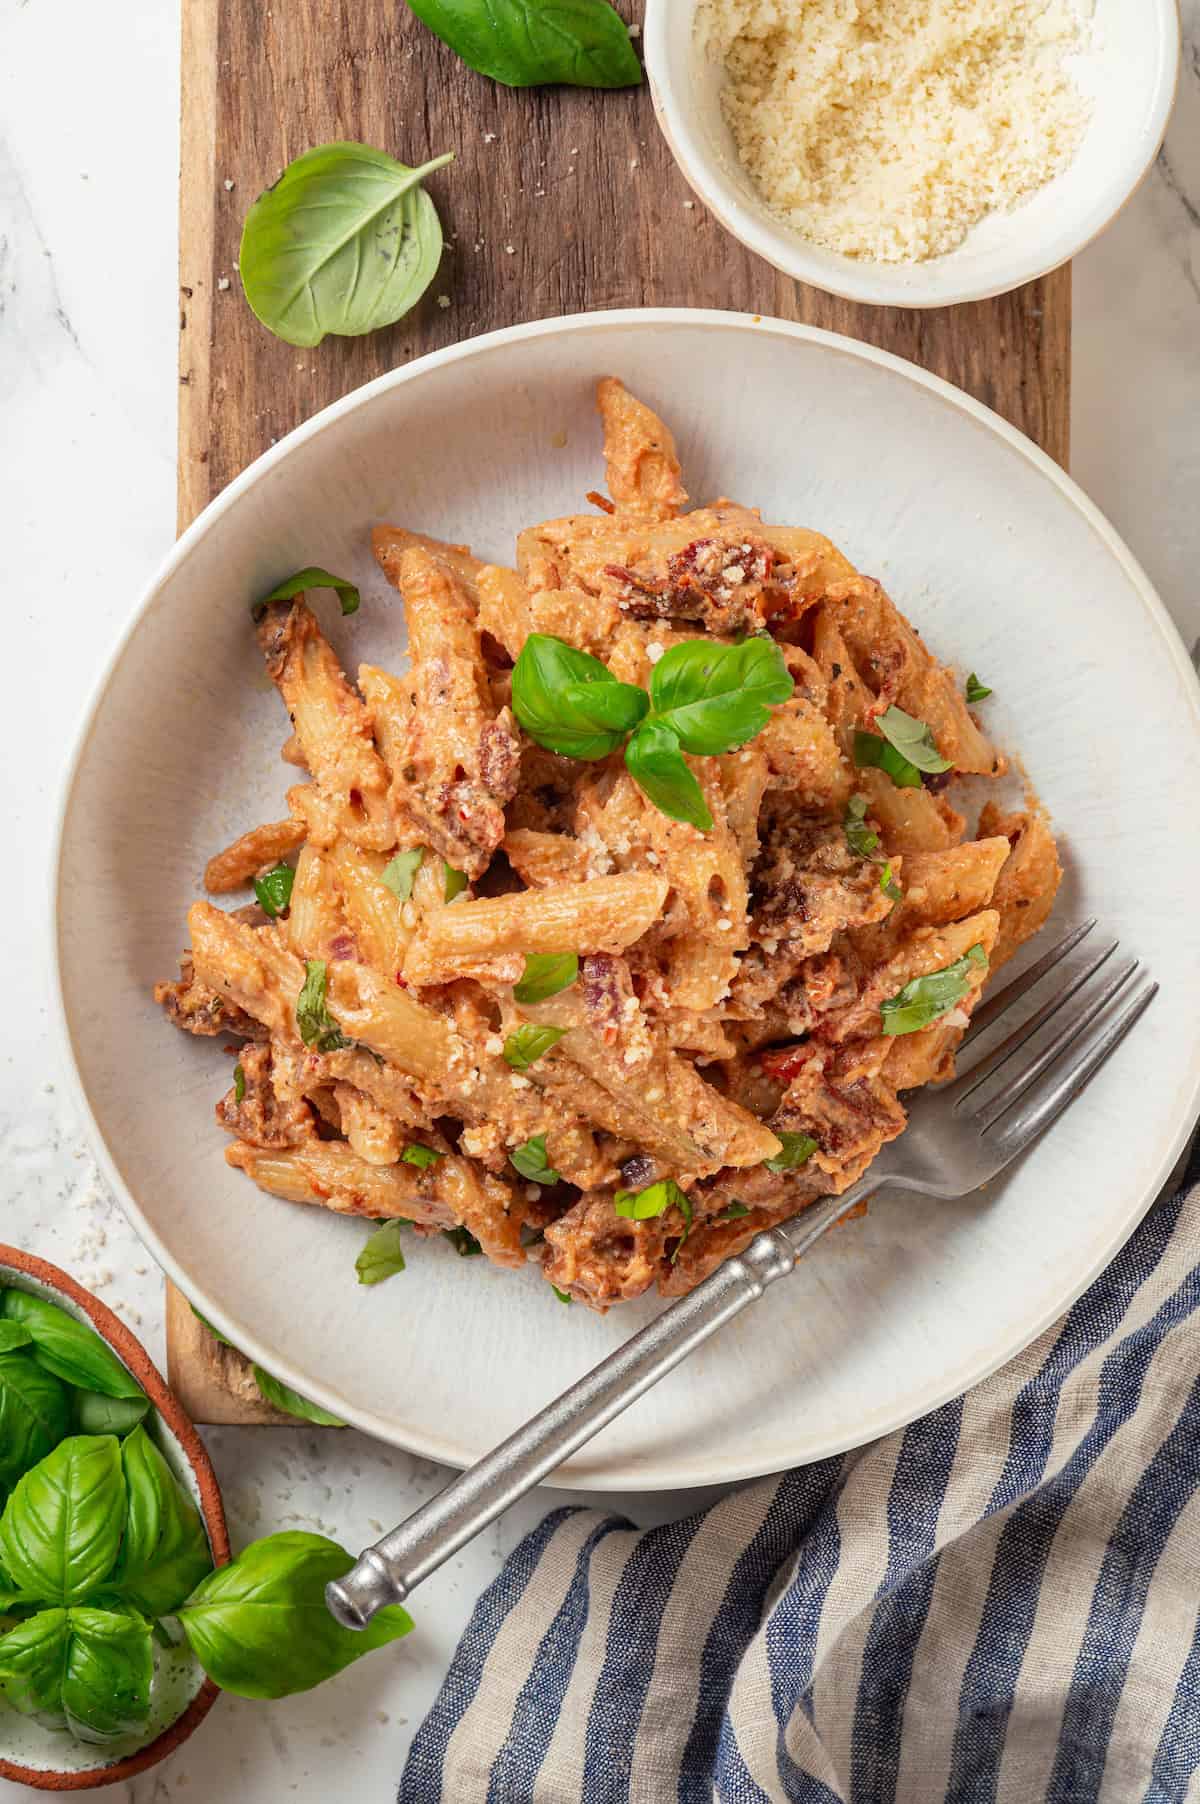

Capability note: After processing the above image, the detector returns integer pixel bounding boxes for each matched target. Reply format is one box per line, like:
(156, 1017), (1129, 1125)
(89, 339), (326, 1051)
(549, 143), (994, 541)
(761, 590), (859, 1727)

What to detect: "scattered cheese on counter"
(697, 0), (1092, 262)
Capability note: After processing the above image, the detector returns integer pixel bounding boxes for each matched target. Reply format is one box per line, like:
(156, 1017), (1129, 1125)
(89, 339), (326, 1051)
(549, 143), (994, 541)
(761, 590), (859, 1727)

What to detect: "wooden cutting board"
(169, 0), (1071, 1424)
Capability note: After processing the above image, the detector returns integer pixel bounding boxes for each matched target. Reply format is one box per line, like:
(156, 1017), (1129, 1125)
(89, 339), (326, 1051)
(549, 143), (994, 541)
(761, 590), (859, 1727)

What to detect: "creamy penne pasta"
(157, 378), (1060, 1311)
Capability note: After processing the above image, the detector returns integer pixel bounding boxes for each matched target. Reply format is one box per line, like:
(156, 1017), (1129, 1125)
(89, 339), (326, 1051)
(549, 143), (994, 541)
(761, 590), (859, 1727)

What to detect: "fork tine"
(960, 918), (1097, 1047)
(973, 957), (1139, 1128)
(951, 939), (1120, 1108)
(982, 980), (1158, 1156)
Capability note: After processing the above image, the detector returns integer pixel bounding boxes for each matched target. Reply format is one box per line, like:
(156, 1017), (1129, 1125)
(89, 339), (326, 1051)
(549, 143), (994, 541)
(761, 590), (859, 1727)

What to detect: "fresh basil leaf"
(853, 729), (921, 789)
(239, 143), (453, 349)
(880, 862), (904, 903)
(296, 959), (350, 1053)
(253, 861), (295, 916)
(512, 634), (648, 759)
(0, 1436), (126, 1604)
(0, 1322), (32, 1354)
(1, 1292), (144, 1400)
(551, 1286), (572, 1305)
(356, 1222), (407, 1286)
(965, 673), (992, 703)
(510, 1135), (560, 1186)
(880, 944), (988, 1036)
(0, 1607), (70, 1723)
(718, 1201), (750, 1221)
(875, 705), (953, 775)
(380, 848), (424, 901)
(401, 1143), (443, 1170)
(109, 1425), (214, 1618)
(59, 1607), (154, 1742)
(649, 637), (792, 755)
(843, 794), (879, 859)
(253, 567), (360, 620)
(503, 1023), (567, 1070)
(613, 1178), (691, 1223)
(176, 1530), (412, 1699)
(251, 1368), (346, 1428)
(513, 952), (578, 1004)
(72, 1392), (150, 1438)
(625, 720), (714, 831)
(765, 1132), (818, 1173)
(444, 1226), (483, 1258)
(0, 1354), (71, 1490)
(443, 862), (468, 902)
(406, 0), (643, 87)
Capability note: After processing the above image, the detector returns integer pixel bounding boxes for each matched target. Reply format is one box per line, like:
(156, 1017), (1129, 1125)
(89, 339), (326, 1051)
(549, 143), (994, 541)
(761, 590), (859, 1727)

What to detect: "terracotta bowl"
(0, 1246), (229, 1791)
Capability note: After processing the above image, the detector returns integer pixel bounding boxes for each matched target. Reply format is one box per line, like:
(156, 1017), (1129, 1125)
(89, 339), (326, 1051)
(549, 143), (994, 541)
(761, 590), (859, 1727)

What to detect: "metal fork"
(327, 921), (1155, 1630)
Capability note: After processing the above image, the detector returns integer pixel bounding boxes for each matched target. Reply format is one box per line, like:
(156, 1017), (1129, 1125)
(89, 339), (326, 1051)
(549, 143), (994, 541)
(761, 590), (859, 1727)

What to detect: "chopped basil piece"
(718, 1201), (751, 1221)
(444, 1226), (482, 1258)
(765, 1132), (818, 1173)
(233, 1063), (246, 1104)
(253, 862), (295, 917)
(613, 1178), (692, 1257)
(965, 673), (992, 703)
(551, 1286), (572, 1305)
(843, 794), (879, 859)
(401, 1144), (443, 1170)
(877, 706), (953, 774)
(853, 729), (921, 789)
(880, 863), (904, 903)
(510, 1135), (560, 1186)
(355, 1222), (407, 1285)
(503, 1024), (567, 1071)
(380, 849), (423, 901)
(295, 960), (349, 1053)
(252, 566), (360, 621)
(443, 863), (468, 902)
(513, 952), (578, 1005)
(880, 944), (988, 1036)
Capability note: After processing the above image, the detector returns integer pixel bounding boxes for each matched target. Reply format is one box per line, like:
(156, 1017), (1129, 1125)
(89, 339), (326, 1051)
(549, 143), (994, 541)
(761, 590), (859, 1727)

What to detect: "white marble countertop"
(1, 2), (1197, 1797)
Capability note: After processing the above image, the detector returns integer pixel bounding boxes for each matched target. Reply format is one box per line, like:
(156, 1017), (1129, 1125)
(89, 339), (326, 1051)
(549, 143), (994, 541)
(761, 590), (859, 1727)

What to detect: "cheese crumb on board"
(697, 0), (1092, 262)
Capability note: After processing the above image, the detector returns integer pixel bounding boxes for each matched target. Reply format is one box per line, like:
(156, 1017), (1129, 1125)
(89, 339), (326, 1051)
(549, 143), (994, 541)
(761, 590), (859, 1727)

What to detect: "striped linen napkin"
(400, 1141), (1200, 1804)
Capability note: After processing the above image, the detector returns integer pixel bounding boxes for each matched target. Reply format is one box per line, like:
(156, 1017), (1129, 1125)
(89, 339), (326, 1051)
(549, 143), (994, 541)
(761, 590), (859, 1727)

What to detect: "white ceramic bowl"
(644, 0), (1180, 308)
(54, 310), (1200, 1490)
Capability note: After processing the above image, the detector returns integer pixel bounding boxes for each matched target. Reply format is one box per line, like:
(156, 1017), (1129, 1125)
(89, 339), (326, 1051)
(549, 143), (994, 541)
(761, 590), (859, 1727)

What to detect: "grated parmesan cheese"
(697, 0), (1092, 262)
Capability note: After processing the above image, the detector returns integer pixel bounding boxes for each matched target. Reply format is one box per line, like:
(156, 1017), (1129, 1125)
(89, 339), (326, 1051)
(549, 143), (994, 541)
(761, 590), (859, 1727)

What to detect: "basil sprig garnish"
(406, 0), (643, 89)
(296, 960), (350, 1053)
(401, 1143), (443, 1170)
(380, 849), (423, 901)
(510, 1135), (560, 1185)
(503, 1024), (567, 1071)
(764, 1132), (818, 1173)
(511, 633), (792, 830)
(254, 861), (295, 917)
(965, 673), (992, 703)
(512, 635), (649, 759)
(514, 952), (578, 1004)
(252, 566), (360, 621)
(880, 944), (988, 1036)
(855, 705), (952, 790)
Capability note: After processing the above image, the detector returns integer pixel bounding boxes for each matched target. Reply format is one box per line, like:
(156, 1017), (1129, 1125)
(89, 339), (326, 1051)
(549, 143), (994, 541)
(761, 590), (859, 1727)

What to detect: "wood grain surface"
(170, 0), (1071, 1423)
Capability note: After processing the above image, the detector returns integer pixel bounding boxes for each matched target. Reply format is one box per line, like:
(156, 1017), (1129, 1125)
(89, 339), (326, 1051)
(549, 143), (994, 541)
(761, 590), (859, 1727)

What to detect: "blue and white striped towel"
(400, 1143), (1200, 1804)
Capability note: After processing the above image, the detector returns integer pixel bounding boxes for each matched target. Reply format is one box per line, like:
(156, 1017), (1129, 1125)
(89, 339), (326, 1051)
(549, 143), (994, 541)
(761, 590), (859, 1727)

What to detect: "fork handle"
(326, 1180), (873, 1630)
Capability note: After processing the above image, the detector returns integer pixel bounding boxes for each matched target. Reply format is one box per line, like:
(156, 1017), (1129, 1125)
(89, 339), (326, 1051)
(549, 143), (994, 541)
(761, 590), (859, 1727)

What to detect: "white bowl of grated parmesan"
(645, 0), (1180, 307)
